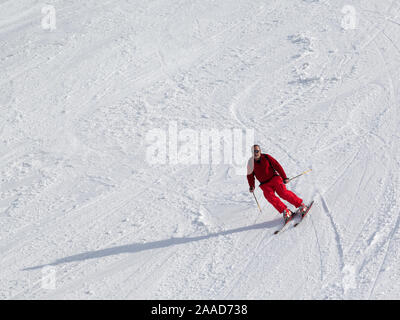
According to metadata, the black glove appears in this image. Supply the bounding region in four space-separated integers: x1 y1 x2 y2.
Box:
249 186 255 193
283 178 289 184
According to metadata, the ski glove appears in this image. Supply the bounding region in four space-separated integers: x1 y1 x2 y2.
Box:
249 186 255 193
283 178 289 184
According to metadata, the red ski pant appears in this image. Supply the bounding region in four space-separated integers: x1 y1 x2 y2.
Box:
260 176 303 214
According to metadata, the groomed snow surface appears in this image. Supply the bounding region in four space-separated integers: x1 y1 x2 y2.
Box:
1 0 400 300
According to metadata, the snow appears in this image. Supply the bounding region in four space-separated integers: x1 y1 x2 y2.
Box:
1 0 400 299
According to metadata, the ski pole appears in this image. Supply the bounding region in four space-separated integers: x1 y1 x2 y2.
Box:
252 192 262 213
287 169 312 182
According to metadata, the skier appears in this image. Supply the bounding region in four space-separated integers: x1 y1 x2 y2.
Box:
247 145 309 224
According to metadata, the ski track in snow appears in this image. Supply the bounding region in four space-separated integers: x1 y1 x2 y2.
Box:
1 0 400 299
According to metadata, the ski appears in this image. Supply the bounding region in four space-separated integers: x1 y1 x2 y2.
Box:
293 200 314 228
273 210 299 235
273 201 314 234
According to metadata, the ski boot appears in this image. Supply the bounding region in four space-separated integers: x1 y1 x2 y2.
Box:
283 208 294 224
298 203 309 217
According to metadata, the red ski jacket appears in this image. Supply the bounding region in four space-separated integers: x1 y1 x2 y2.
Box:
247 154 288 189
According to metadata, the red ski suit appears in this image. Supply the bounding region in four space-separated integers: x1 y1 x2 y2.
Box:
247 154 302 213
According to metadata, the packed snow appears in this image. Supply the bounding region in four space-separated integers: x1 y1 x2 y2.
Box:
1 0 400 299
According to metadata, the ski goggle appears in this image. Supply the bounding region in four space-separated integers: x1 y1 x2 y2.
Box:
253 150 260 153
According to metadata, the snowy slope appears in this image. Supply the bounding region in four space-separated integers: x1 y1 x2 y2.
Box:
1 0 400 299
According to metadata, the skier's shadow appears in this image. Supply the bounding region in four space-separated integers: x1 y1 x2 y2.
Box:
23 219 281 271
